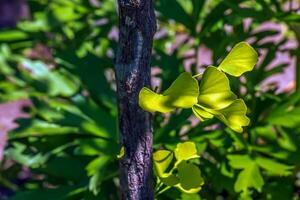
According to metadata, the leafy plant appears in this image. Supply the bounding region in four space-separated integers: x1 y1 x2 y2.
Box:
140 42 257 133
0 0 300 200
154 141 203 194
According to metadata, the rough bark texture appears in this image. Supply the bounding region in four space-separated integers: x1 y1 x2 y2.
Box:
115 0 156 199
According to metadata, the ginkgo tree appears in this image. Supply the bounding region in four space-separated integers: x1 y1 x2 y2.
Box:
138 41 259 196
1 1 299 200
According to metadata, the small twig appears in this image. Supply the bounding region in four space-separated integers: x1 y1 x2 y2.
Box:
155 186 171 196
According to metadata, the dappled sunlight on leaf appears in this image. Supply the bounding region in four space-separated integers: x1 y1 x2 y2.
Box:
175 161 204 193
139 72 199 113
154 141 203 194
198 66 237 110
174 141 199 164
218 42 258 77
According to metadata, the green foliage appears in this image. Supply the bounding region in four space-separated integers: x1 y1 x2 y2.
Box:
0 0 300 200
154 142 204 194
218 42 258 77
139 72 199 113
140 43 257 133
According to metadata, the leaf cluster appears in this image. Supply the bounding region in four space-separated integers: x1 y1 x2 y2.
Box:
0 0 300 200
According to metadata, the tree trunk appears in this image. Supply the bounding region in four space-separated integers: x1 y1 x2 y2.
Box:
115 0 156 200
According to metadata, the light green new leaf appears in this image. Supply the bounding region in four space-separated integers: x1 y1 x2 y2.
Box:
193 66 251 132
153 150 179 186
227 155 253 169
198 66 237 110
213 99 250 133
176 161 204 193
218 42 258 77
255 157 293 176
86 156 110 176
234 162 264 193
161 174 180 186
174 141 199 164
192 104 213 122
240 189 252 200
0 30 28 41
153 150 173 177
117 146 125 159
139 88 175 113
139 72 199 113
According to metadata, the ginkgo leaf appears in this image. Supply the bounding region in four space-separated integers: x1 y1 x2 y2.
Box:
192 104 213 122
161 174 180 186
218 42 258 77
153 142 202 192
139 88 175 113
176 161 204 193
174 141 199 164
153 150 179 186
117 146 125 159
194 66 251 132
198 66 237 110
139 72 199 113
212 99 250 133
153 150 173 177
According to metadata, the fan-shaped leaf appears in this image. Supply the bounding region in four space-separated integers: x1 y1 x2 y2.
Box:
174 141 199 163
218 42 258 77
198 66 237 110
176 161 204 193
213 99 250 133
192 104 213 121
139 72 199 113
153 150 173 177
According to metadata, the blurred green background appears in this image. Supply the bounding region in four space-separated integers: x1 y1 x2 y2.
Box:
0 0 300 199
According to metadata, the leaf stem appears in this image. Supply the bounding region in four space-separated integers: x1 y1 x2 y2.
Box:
156 186 171 196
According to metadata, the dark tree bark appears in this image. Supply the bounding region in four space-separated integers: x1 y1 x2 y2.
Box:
115 0 156 199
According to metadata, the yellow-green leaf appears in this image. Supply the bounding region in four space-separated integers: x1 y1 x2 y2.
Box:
234 162 264 193
255 156 293 176
213 99 250 133
198 66 237 110
117 146 125 159
192 104 213 122
174 142 199 164
176 161 204 193
138 72 199 113
161 174 180 186
227 155 253 169
218 42 258 77
139 88 175 113
153 150 173 177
